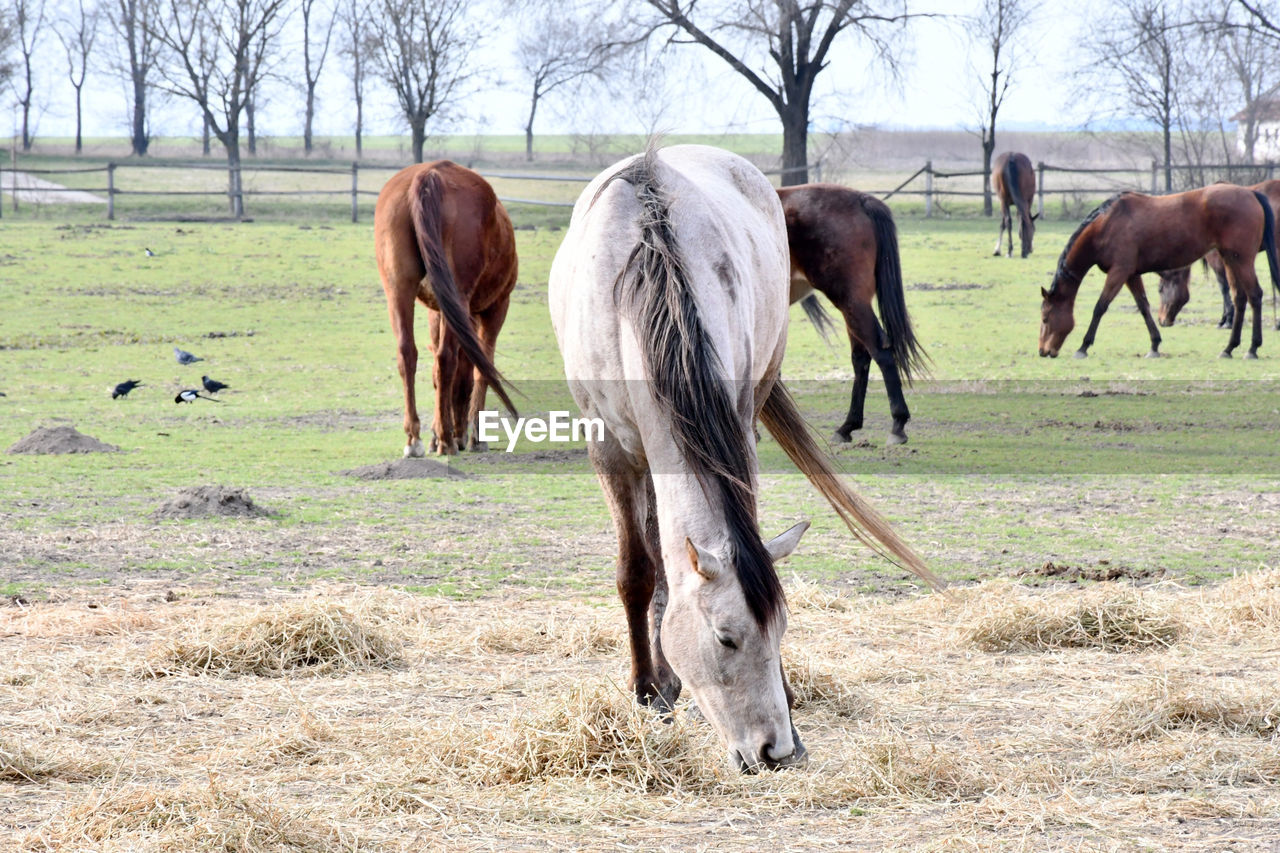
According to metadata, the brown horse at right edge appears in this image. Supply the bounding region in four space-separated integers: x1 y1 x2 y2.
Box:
375 161 518 457
993 152 1037 258
779 184 928 445
1040 183 1280 360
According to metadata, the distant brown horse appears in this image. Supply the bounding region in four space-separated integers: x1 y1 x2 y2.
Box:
1039 184 1280 360
375 161 518 456
992 152 1037 258
779 184 928 445
1158 179 1280 330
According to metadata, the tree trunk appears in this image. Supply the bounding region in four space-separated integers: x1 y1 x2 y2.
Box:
354 94 363 158
779 108 808 187
131 75 149 156
304 84 315 154
202 115 211 156
225 133 244 219
411 119 426 164
247 99 257 156
1163 121 1172 192
74 87 83 154
525 91 539 162
982 136 994 216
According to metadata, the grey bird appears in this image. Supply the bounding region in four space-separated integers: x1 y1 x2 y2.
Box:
112 379 143 399
174 389 220 404
174 346 203 365
201 375 229 393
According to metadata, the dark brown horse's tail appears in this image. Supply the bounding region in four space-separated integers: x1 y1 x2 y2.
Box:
800 293 837 342
1253 190 1280 327
1004 155 1033 251
759 380 947 595
861 195 929 384
409 169 515 414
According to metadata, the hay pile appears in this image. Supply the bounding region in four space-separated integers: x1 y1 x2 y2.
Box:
7 424 118 454
961 584 1182 651
147 600 401 676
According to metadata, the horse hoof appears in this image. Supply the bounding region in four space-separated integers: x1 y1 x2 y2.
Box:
1144 350 1161 359
886 432 908 446
403 440 426 459
467 441 489 453
1073 350 1088 359
832 431 853 444
1246 351 1258 360
1219 351 1232 359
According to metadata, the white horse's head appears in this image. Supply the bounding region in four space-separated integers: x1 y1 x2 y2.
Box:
662 521 809 772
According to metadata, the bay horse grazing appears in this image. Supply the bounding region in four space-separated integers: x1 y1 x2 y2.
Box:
778 184 928 445
1158 179 1280 330
374 161 518 457
992 152 1037 258
1039 184 1280 360
549 145 942 772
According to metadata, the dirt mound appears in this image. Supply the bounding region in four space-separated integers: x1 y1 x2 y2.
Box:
153 486 275 520
340 458 471 480
7 425 118 455
1020 560 1162 584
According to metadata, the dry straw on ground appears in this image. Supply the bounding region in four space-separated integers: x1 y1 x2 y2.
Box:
4 574 1279 850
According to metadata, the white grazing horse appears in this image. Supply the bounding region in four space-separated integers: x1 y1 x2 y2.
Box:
549 145 942 772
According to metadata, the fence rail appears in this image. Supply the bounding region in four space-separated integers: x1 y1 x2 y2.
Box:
0 158 822 222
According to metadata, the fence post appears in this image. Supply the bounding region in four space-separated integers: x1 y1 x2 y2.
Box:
351 161 359 223
10 144 16 213
813 159 822 184
107 163 115 221
1269 162 1275 180
924 160 933 218
1150 160 1158 194
1036 161 1045 218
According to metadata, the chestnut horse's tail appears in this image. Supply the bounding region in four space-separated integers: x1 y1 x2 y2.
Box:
1252 190 1280 327
861 195 929 384
759 380 947 595
409 169 515 414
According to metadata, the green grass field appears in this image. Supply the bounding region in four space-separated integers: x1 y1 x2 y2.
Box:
1 213 1277 601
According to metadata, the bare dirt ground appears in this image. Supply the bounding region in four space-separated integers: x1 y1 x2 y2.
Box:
1 173 106 205
2 577 1277 851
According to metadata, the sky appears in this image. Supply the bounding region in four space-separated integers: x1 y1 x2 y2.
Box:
8 0 1128 144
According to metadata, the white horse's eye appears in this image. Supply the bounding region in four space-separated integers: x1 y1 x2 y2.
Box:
716 633 738 650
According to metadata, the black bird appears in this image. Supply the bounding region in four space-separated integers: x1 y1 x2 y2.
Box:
112 379 143 399
174 346 203 365
145 247 156 257
202 375 229 393
174 389 220 404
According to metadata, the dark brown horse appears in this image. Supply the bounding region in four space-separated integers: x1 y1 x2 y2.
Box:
1158 179 1280 330
1039 184 1280 360
374 161 518 456
992 152 1037 258
778 184 928 445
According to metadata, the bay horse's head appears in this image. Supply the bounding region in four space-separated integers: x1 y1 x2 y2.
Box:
663 522 810 772
1156 267 1191 326
1039 284 1075 357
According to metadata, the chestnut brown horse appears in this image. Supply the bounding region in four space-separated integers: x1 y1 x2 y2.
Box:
1039 184 1280 360
374 161 518 457
778 184 928 445
992 152 1037 258
1158 179 1280 330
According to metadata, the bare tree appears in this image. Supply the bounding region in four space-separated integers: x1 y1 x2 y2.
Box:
1080 1 1188 192
966 0 1035 215
56 0 99 154
1236 0 1280 37
13 0 48 151
1202 3 1280 164
517 1 620 162
336 0 369 157
636 0 915 185
301 0 335 155
106 0 159 155
368 0 478 163
151 0 290 217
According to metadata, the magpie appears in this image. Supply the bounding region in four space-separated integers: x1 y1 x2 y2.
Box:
174 346 203 365
145 248 156 257
112 379 143 399
202 375 229 393
174 389 220 404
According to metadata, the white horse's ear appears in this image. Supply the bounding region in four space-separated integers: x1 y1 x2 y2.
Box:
766 520 810 562
685 537 721 581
